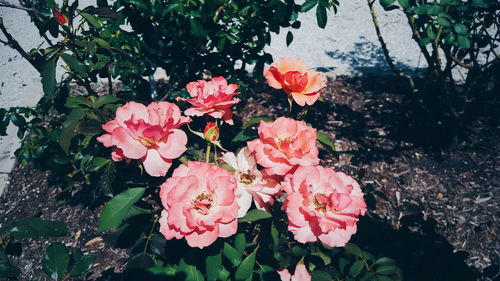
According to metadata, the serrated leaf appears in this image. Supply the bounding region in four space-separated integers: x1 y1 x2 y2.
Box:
317 131 336 151
238 209 272 223
223 242 241 266
43 243 70 280
235 251 256 280
97 188 145 232
301 0 317 12
316 5 327 29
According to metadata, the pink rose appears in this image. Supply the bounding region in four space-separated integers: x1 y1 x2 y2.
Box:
282 165 367 247
247 117 319 176
97 101 191 177
221 147 280 218
176 76 240 124
264 57 326 106
277 264 311 281
159 162 239 248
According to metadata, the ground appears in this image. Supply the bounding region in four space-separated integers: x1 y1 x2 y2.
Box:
0 76 498 281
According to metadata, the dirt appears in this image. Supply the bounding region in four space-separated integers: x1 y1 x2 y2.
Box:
0 76 498 280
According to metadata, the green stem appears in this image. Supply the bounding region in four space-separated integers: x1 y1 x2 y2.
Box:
143 215 159 255
206 143 211 163
213 144 218 162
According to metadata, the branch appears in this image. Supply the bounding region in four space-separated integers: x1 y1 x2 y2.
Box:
0 1 42 21
0 17 40 71
367 0 414 90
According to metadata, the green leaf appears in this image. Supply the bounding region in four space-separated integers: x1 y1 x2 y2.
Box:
457 35 471 49
238 209 272 223
87 157 110 172
316 5 327 29
377 276 394 281
206 253 222 281
190 18 205 37
375 257 396 266
99 162 116 196
42 243 70 280
97 188 146 232
380 0 397 8
59 108 87 154
317 131 336 151
242 117 273 129
350 260 365 277
0 217 68 239
94 38 111 49
397 0 409 8
301 0 317 12
81 12 101 28
65 96 92 108
94 95 119 107
61 53 88 78
419 37 432 46
286 31 293 47
311 270 333 281
453 23 467 35
0 263 21 278
376 265 397 275
232 128 258 143
76 120 102 135
234 233 246 254
235 251 256 280
223 242 241 266
41 59 57 98
344 243 363 257
176 259 204 281
426 26 436 40
436 17 451 27
68 249 96 277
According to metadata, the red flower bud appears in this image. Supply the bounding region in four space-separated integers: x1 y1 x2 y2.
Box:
54 10 68 25
204 122 219 142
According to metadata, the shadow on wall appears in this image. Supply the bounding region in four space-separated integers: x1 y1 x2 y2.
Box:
320 36 425 77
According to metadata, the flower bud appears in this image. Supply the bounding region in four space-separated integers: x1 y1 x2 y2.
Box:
54 10 68 25
204 122 219 142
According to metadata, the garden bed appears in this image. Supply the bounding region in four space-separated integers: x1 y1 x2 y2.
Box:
0 76 498 281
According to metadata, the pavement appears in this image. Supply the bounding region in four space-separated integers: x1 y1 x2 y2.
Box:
0 0 422 195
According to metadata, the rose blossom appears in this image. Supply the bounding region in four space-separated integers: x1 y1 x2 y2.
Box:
264 57 326 106
277 264 311 281
221 147 280 218
97 101 191 177
203 122 219 142
176 76 240 124
247 117 319 176
282 165 367 247
159 161 239 248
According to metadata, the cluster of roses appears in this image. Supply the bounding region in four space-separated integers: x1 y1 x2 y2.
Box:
97 58 367 280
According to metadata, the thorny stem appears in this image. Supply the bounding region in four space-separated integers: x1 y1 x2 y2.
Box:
143 215 160 255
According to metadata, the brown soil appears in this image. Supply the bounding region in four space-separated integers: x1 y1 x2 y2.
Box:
0 76 498 280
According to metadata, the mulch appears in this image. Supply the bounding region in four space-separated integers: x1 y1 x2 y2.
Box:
0 76 498 281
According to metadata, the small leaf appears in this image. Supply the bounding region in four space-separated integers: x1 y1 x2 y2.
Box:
80 12 101 28
397 0 410 8
350 260 365 277
42 243 70 280
59 108 87 154
87 157 110 172
375 257 396 266
457 35 471 49
238 209 272 223
232 128 258 143
316 5 327 29
190 18 205 37
380 0 397 8
317 131 336 151
61 53 88 77
301 0 317 12
235 251 256 280
65 96 92 108
311 270 333 281
453 23 467 35
97 188 145 232
223 242 241 266
94 95 119 107
286 31 293 47
436 17 451 27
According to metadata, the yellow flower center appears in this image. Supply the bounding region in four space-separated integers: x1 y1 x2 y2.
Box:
139 136 156 147
192 193 214 215
313 193 329 212
238 170 256 185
